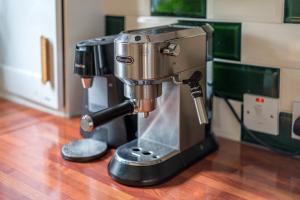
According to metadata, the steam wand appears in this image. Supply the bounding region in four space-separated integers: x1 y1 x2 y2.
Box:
173 71 208 125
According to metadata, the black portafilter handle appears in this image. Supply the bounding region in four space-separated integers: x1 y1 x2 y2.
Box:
80 101 135 132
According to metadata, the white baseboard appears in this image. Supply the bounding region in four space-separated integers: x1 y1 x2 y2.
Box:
0 64 62 110
0 91 67 117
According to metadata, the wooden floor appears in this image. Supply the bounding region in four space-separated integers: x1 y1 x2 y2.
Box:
0 98 299 200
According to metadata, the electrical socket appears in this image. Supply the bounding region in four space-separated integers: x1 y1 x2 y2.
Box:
292 102 300 140
243 94 279 135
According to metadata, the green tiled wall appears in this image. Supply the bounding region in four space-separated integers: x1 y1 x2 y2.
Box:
151 0 206 18
105 16 125 35
242 113 300 153
213 62 280 101
284 0 300 23
176 20 241 61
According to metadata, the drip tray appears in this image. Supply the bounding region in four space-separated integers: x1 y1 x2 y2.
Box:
115 139 179 166
61 138 107 162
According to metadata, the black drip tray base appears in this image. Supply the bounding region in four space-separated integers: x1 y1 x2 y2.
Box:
108 135 218 187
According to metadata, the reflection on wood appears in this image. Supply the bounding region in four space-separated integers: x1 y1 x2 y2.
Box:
0 98 299 199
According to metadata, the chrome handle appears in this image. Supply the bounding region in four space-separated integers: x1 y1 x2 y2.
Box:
201 24 214 61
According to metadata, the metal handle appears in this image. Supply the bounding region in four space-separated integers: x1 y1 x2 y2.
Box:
201 24 214 61
40 36 50 84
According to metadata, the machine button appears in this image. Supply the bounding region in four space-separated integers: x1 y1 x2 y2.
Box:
135 36 141 41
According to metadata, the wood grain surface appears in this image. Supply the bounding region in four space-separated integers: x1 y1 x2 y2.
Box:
0 98 299 200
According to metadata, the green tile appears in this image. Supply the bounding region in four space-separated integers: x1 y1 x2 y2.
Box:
105 16 125 36
213 23 241 60
242 113 300 154
151 0 206 18
176 20 241 61
213 62 280 101
284 0 300 23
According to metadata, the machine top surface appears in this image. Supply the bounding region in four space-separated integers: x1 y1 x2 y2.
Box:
115 25 206 44
76 35 117 47
126 26 186 35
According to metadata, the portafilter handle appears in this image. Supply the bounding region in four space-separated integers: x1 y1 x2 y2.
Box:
81 101 135 132
182 71 208 125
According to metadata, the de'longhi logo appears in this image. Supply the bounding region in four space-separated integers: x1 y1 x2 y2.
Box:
116 56 134 64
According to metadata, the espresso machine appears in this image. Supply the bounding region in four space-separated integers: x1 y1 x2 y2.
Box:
61 35 136 162
80 25 218 186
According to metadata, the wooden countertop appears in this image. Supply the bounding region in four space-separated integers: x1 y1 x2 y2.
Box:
0 98 299 200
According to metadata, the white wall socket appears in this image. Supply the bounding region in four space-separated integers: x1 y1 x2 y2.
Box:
292 102 300 140
243 94 279 135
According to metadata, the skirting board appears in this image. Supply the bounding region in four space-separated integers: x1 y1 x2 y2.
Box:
0 65 62 110
0 91 67 118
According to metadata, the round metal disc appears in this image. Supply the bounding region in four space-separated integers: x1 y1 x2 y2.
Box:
61 139 107 162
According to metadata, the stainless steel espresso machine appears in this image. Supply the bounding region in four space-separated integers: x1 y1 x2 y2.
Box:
80 25 218 186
